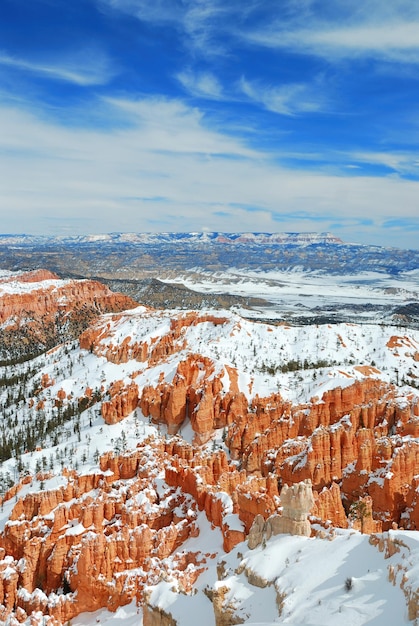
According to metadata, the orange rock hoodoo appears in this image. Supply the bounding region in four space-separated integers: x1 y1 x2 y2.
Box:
80 311 419 533
0 434 350 624
0 440 202 623
2 303 419 624
97 350 419 531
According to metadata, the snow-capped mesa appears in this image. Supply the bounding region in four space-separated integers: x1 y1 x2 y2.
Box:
0 231 342 246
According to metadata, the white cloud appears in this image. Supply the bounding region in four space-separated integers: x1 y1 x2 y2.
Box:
349 151 419 175
99 0 232 55
255 22 419 64
0 49 115 86
102 96 258 157
239 76 325 116
101 0 183 25
242 0 419 65
98 0 419 65
1 95 419 247
176 70 224 100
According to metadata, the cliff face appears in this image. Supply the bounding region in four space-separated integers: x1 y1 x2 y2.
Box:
1 300 419 624
0 270 138 362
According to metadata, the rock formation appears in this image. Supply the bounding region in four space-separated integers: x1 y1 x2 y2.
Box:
101 380 140 424
275 480 315 536
0 270 138 362
0 441 204 623
1 298 419 624
247 480 317 548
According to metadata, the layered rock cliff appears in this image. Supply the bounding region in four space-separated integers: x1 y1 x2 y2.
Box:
0 269 138 363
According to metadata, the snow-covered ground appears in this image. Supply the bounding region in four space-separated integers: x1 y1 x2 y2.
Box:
79 305 419 402
162 268 419 322
1 271 419 625
1 306 418 498
70 518 418 625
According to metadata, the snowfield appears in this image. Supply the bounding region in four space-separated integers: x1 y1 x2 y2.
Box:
162 267 419 323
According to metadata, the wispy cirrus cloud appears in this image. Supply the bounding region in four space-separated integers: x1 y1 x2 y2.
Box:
1 94 419 246
0 48 115 86
99 0 419 66
100 0 184 25
102 95 259 157
176 69 224 100
348 151 419 176
244 1 419 65
249 22 419 64
239 76 327 116
97 0 246 59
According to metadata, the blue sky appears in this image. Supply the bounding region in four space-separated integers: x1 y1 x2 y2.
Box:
1 0 419 248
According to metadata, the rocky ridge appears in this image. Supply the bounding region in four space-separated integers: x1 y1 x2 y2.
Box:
78 306 419 528
0 277 419 623
0 270 138 363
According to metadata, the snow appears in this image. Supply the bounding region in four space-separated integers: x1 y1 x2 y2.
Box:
161 266 419 323
69 527 419 626
1 304 417 531
78 306 419 405
65 520 88 536
1 266 419 626
0 273 73 296
72 600 143 625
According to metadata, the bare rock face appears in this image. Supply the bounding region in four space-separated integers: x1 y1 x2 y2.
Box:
348 495 381 534
311 482 348 529
225 378 419 531
143 602 178 626
0 270 138 362
212 584 245 626
247 514 266 550
276 480 314 537
247 481 345 549
101 380 140 424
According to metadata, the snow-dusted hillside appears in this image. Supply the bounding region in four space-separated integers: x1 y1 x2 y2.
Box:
1 270 419 624
81 305 419 402
162 267 419 325
0 231 342 246
69 524 419 626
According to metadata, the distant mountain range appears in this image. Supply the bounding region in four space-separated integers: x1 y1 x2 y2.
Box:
0 231 342 246
0 231 418 278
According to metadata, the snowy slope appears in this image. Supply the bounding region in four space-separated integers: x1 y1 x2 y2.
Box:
1 294 419 624
70 525 419 626
1 306 418 491
78 306 419 401
163 267 419 323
